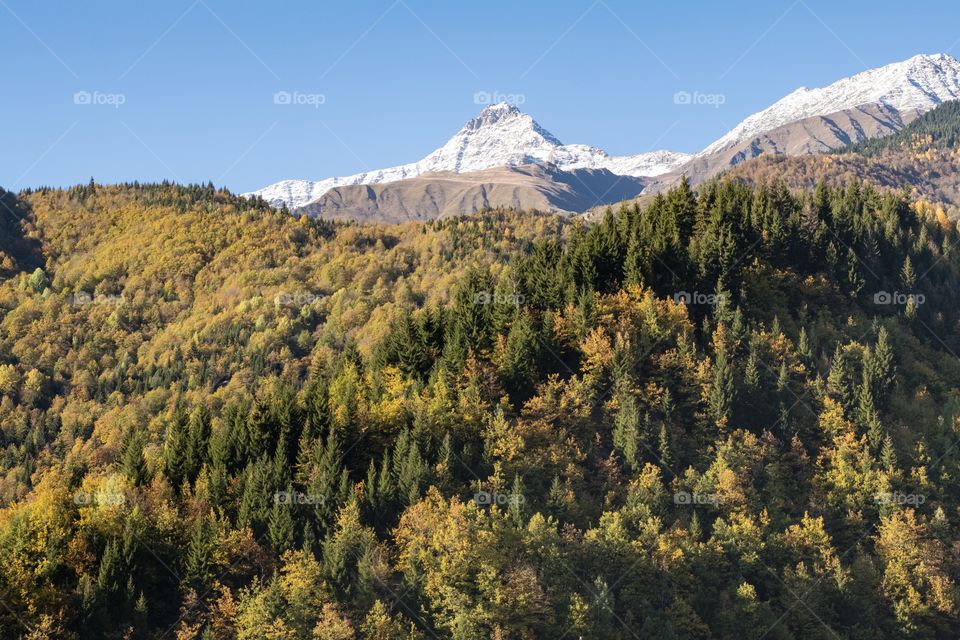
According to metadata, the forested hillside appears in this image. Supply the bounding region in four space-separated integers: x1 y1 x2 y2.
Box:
847 100 960 156
723 101 960 213
2 178 960 639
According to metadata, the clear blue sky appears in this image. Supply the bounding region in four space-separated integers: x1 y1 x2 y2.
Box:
3 0 960 193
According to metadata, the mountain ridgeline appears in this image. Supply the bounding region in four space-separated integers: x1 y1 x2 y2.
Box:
248 53 960 222
2 177 960 638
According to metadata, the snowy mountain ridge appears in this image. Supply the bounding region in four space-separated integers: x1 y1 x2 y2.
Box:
701 53 960 155
248 53 960 211
245 103 691 209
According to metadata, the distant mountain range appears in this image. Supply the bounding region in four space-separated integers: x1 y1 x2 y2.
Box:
245 103 689 210
245 53 960 220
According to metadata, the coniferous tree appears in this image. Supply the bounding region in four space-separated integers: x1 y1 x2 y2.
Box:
866 327 896 410
184 513 215 589
613 389 641 472
708 325 734 431
121 428 149 486
268 489 296 553
163 411 189 489
186 405 211 482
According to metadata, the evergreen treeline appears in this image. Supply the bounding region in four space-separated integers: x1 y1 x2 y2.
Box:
1 178 960 638
846 100 960 156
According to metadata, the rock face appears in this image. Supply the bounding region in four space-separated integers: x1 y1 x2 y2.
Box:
294 164 647 223
244 103 689 209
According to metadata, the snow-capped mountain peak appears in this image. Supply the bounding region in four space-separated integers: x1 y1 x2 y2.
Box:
468 101 522 124
245 103 691 209
461 102 563 145
702 52 960 155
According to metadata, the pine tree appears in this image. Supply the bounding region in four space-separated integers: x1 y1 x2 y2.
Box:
658 424 672 468
623 234 645 286
97 539 126 597
121 428 149 486
827 346 856 416
186 405 211 482
185 514 215 588
613 390 640 472
268 489 295 553
845 249 865 296
798 326 813 364
435 431 455 492
901 255 917 289
163 411 189 489
708 325 734 430
396 434 426 507
499 311 539 399
508 474 527 527
881 434 898 472
867 327 896 410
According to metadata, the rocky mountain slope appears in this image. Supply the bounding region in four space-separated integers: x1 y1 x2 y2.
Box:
294 163 646 222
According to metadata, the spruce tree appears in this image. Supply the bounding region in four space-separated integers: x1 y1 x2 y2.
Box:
613 389 640 472
267 490 295 553
708 326 734 431
163 411 189 489
121 428 149 486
